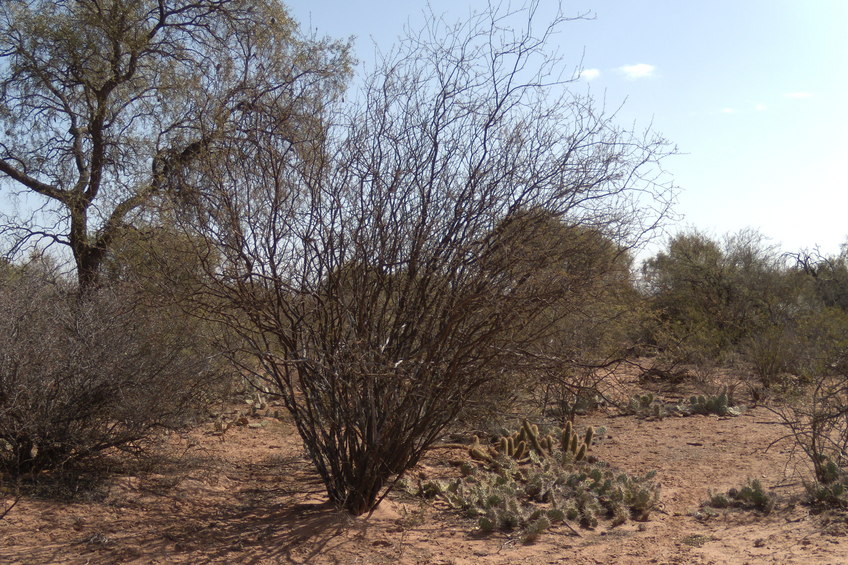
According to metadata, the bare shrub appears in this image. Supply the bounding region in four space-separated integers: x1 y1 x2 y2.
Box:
771 320 848 506
0 267 224 475
182 4 674 515
773 373 848 485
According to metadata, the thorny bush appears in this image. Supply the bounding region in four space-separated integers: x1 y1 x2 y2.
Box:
0 268 224 475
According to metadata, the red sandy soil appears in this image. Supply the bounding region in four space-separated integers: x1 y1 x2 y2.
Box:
2 374 848 565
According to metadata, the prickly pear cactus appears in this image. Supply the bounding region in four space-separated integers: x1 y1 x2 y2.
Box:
688 386 740 416
435 422 659 542
627 392 669 419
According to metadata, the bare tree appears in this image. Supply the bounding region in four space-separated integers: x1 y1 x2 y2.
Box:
182 3 675 515
0 0 350 290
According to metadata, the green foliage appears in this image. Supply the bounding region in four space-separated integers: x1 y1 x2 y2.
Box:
467 216 646 425
642 232 741 363
643 232 848 395
415 424 660 541
101 223 214 304
806 477 848 508
806 481 848 508
0 0 353 290
642 230 804 383
741 306 848 389
705 478 776 514
794 308 848 378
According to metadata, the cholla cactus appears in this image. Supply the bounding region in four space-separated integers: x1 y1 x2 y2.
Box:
560 423 593 462
469 436 494 463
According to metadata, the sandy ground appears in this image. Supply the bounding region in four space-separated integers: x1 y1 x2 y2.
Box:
2 375 848 565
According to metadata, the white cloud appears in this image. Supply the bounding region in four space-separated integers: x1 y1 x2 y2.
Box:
784 92 814 99
754 103 767 111
578 68 601 82
617 63 656 79
720 107 735 114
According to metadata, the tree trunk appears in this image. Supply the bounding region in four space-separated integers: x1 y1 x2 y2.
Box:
77 250 103 291
69 203 104 292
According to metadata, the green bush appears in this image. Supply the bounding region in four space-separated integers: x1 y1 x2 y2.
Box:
744 326 799 388
642 230 804 386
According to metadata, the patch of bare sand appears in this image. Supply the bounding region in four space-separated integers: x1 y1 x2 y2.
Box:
2 392 848 564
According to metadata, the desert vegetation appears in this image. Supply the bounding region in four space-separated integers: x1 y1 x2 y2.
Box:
1 1 847 563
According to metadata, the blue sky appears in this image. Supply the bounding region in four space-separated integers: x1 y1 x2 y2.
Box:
286 0 848 258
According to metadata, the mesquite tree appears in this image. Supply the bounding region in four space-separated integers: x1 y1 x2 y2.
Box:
183 4 675 515
0 0 349 290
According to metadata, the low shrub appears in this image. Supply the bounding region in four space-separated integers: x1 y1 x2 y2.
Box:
772 371 848 509
0 271 225 475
